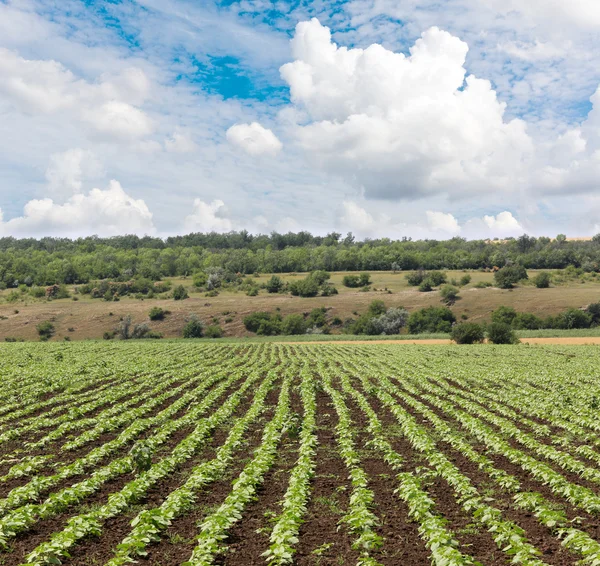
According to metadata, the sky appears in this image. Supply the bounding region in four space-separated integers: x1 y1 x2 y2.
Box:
1 0 600 240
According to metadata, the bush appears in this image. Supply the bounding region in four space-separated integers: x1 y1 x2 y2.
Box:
451 323 484 344
281 314 307 335
533 272 551 288
512 312 543 330
440 284 459 305
192 272 208 288
343 273 371 288
246 287 259 296
117 316 161 339
204 325 224 338
182 315 204 338
406 270 427 286
103 331 116 340
408 307 456 334
428 271 447 286
289 277 319 298
243 312 282 335
459 274 472 287
494 265 528 289
586 302 600 326
487 322 519 344
265 275 284 293
148 307 167 321
368 300 387 316
320 283 338 296
371 307 409 335
474 281 493 288
307 307 328 328
554 308 592 329
36 321 55 341
418 279 433 292
173 285 189 301
491 306 517 326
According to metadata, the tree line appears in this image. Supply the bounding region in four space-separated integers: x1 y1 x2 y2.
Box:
1 231 600 287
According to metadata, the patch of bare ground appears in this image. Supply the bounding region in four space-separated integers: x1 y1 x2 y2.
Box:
293 390 360 566
63 376 281 566
354 383 512 566
221 385 303 565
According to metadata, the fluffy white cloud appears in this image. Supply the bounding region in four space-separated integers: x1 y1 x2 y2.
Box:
280 19 532 199
0 48 153 140
45 149 102 200
339 201 377 233
0 180 155 237
165 130 197 153
426 211 461 234
183 199 234 233
463 211 524 238
226 122 283 156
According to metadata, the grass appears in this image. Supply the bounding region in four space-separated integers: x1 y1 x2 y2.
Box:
2 269 600 341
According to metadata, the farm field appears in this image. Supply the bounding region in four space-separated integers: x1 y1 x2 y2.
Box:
2 343 600 565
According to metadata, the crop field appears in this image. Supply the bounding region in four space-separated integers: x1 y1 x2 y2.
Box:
2 343 600 565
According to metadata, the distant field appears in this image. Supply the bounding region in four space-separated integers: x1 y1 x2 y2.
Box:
1 269 600 341
2 342 600 564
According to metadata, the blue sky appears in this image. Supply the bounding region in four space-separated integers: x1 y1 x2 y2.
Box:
1 0 600 239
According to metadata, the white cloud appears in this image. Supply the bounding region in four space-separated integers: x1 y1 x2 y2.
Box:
339 201 377 233
0 48 153 141
426 211 461 234
165 130 197 153
274 216 302 233
463 211 524 238
498 40 569 62
280 19 532 199
183 199 234 233
45 149 102 200
226 122 283 156
483 211 523 232
0 180 155 237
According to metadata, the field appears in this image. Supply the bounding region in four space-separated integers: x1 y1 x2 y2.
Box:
2 343 600 565
3 270 600 341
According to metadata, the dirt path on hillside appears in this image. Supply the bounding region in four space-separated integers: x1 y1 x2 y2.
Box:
284 337 600 345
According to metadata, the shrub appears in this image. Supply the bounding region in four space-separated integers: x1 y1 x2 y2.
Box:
118 316 161 339
148 307 167 321
243 312 282 335
265 275 284 293
418 279 433 292
192 272 208 288
36 321 55 341
554 308 592 329
5 337 24 342
474 281 493 288
406 270 427 286
586 302 600 326
204 325 224 338
459 274 472 287
371 307 409 335
289 277 319 298
320 283 338 296
491 306 517 326
533 272 551 288
451 323 484 344
343 273 371 288
173 285 189 301
182 315 204 338
368 300 387 316
408 307 456 334
246 287 259 296
281 314 307 335
103 331 116 340
307 307 328 328
512 312 543 330
494 265 528 288
428 271 447 286
487 322 519 344
440 284 459 305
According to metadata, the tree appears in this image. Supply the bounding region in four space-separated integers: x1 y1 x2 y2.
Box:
368 300 386 316
192 272 208 288
533 272 551 288
487 322 519 344
512 312 543 330
451 323 484 344
494 265 528 289
554 308 592 329
265 275 284 293
182 315 204 338
173 285 189 300
418 279 433 292
204 325 223 338
586 302 600 326
440 284 459 305
371 307 409 335
491 306 517 326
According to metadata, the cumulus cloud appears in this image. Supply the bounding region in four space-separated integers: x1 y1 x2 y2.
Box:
45 149 102 200
0 180 155 237
463 211 524 238
426 211 461 234
0 48 153 140
226 122 283 156
183 199 234 233
280 19 532 199
339 201 377 233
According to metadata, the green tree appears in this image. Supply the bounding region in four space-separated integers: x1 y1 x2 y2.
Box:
494 265 528 289
451 323 484 344
173 285 189 300
491 306 517 326
487 322 519 344
408 307 456 334
533 272 551 288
